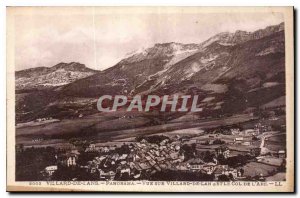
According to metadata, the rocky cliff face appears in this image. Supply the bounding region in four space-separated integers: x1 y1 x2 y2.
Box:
202 22 284 46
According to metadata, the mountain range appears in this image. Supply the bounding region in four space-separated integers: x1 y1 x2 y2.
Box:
15 22 285 123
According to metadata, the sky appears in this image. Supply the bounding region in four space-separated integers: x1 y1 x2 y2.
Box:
12 7 284 71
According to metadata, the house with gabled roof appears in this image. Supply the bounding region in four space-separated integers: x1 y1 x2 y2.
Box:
140 139 148 144
119 154 128 160
99 169 116 180
111 153 120 161
57 150 79 167
187 158 205 171
213 165 238 180
140 162 152 170
202 162 217 175
215 146 230 159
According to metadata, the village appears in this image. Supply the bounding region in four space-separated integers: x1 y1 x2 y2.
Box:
36 120 286 182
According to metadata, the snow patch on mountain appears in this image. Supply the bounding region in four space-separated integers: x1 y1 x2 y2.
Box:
200 54 219 64
256 46 280 56
164 48 200 69
183 63 203 79
124 47 148 58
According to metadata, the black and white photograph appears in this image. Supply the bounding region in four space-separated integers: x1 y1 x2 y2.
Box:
6 6 294 192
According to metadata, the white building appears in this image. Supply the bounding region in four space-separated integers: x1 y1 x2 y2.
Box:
44 165 58 176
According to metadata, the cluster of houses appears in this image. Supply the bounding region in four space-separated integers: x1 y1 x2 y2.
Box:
43 138 246 181
82 139 186 180
214 123 272 137
35 117 53 122
38 119 287 181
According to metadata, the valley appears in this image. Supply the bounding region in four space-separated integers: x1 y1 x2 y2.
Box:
14 22 287 182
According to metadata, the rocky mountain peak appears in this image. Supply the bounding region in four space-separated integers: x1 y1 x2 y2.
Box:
15 62 97 90
52 62 95 72
202 22 284 47
119 42 201 65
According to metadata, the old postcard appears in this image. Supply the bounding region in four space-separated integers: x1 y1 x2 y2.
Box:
6 7 294 192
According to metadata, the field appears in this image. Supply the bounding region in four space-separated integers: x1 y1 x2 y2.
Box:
155 127 205 136
242 162 278 177
239 115 286 130
16 119 60 128
265 173 286 181
16 112 255 147
257 156 284 166
265 134 286 152
261 96 285 109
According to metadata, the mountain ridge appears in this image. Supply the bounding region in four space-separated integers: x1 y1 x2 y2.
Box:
15 22 285 123
15 62 97 90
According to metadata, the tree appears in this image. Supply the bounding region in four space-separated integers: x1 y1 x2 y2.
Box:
136 135 170 144
68 138 91 151
252 136 259 141
225 154 252 167
278 159 286 172
16 147 56 181
202 151 215 163
218 174 230 181
217 154 226 165
180 144 196 161
213 139 225 145
115 144 131 155
240 168 244 176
